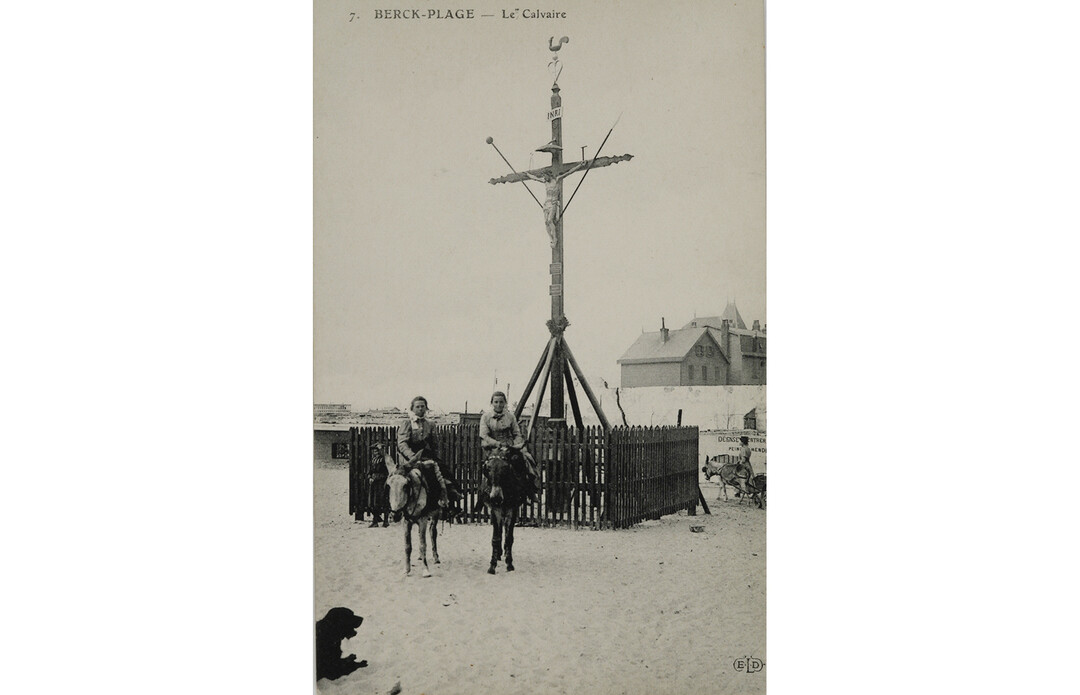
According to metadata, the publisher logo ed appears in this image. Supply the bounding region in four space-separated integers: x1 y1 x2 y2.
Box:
733 656 765 674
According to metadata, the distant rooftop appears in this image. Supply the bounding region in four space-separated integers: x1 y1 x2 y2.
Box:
683 301 748 331
617 327 725 365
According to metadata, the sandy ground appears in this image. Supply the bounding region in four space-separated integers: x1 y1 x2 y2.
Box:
315 467 765 695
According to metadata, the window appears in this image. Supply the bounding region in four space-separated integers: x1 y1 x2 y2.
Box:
707 346 713 357
696 345 704 357
688 365 695 382
701 365 708 382
331 442 350 459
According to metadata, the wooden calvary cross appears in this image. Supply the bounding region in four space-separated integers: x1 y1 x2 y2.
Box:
486 38 633 438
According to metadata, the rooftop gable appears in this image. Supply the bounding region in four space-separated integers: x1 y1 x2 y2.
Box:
618 327 727 364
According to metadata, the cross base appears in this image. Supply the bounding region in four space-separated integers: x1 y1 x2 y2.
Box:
514 334 611 440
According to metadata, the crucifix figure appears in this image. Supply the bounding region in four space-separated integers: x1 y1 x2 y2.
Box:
488 150 633 249
525 159 585 247
485 38 632 432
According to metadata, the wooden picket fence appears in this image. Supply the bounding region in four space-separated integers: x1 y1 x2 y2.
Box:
348 423 699 530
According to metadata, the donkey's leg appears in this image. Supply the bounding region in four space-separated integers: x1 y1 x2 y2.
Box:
403 521 413 576
430 513 440 564
418 517 431 578
488 511 502 574
504 511 516 572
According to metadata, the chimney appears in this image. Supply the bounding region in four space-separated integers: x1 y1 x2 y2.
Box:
660 317 669 343
752 320 760 331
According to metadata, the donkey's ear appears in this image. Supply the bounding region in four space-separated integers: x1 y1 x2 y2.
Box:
384 447 397 477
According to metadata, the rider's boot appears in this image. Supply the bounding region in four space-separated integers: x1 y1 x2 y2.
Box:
429 464 450 508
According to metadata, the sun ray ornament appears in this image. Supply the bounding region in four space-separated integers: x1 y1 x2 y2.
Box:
486 37 633 434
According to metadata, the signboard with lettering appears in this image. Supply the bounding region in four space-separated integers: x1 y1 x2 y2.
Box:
699 429 767 465
546 106 562 121
549 284 563 296
549 263 562 274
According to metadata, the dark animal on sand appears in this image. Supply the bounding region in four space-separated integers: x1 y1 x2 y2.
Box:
750 473 766 508
378 442 442 577
315 607 367 681
482 450 528 574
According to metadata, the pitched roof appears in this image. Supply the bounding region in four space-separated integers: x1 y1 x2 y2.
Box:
682 302 748 331
617 327 727 365
721 302 747 329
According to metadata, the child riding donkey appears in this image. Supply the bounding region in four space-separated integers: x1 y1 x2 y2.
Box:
479 391 542 502
395 396 461 511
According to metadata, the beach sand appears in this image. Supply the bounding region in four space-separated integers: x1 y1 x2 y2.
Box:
315 467 765 695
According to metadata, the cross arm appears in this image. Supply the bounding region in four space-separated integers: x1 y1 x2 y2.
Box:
489 166 555 185
488 154 633 185
582 153 634 170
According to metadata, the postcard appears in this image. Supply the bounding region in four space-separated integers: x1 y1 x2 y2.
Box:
315 2 765 692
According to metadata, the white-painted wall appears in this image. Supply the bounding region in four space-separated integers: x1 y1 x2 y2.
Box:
600 384 766 431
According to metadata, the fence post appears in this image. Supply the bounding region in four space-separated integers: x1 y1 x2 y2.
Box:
348 426 358 518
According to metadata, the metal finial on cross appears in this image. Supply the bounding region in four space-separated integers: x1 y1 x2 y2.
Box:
486 39 633 435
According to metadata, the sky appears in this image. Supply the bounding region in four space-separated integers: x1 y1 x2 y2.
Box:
315 0 765 413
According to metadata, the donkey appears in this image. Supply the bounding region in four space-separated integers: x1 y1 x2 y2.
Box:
750 473 766 509
703 454 762 507
375 442 442 577
482 450 528 575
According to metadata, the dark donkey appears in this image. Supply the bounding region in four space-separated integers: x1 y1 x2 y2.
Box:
375 442 442 577
482 450 529 574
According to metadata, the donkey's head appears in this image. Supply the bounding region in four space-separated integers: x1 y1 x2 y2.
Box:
372 440 414 514
386 468 409 513
485 453 519 504
387 466 426 515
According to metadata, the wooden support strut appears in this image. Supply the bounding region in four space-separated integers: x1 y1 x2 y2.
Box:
514 339 553 421
525 336 559 441
562 357 586 430
561 339 611 432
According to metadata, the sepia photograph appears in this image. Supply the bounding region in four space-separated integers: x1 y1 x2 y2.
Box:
8 2 1080 694
315 1 766 693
